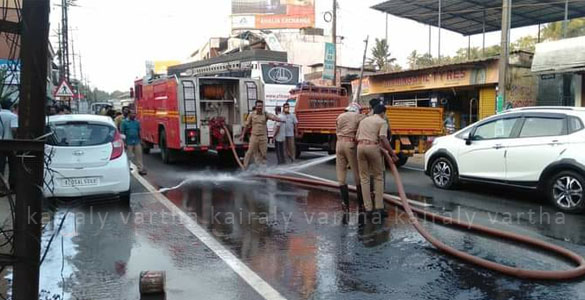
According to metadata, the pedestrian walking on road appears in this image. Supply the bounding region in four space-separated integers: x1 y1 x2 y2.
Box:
0 101 18 192
242 100 284 169
282 103 298 163
115 107 130 131
273 106 286 165
335 102 366 211
356 104 398 219
121 110 147 175
444 112 456 134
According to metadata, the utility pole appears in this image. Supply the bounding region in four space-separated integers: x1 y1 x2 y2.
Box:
61 0 70 81
57 23 63 81
332 0 337 86
353 36 369 104
13 0 50 299
563 0 569 38
438 0 442 60
71 32 78 111
78 51 84 104
71 32 77 82
498 0 512 113
385 13 388 42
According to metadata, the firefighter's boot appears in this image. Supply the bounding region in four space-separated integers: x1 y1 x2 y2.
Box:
340 184 350 212
356 185 366 213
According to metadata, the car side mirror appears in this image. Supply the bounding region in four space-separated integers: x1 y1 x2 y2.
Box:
465 137 472 146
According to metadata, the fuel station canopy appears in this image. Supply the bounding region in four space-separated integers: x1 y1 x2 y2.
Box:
372 0 585 35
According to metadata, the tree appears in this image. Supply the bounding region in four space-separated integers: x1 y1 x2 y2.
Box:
367 38 397 72
541 17 585 41
407 51 439 69
407 50 419 69
511 35 537 52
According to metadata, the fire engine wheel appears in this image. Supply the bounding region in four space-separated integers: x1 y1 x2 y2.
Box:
218 150 239 169
159 130 174 164
141 141 152 154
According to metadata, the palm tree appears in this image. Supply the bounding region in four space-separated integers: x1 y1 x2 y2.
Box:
407 50 419 69
367 38 397 72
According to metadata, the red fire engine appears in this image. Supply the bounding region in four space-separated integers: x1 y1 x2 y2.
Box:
133 75 264 164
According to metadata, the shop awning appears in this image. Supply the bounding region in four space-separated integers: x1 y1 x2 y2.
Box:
531 36 585 74
372 0 585 36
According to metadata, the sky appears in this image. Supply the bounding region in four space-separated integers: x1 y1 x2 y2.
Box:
49 0 538 93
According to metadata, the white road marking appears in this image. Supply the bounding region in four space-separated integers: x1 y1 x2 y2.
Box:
290 171 433 208
402 166 425 172
131 168 287 300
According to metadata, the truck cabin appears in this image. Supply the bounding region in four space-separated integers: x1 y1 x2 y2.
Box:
290 85 349 111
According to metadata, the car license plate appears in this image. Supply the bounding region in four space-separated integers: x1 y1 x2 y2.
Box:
62 177 99 187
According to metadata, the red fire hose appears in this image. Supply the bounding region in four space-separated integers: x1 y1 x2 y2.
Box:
224 129 585 280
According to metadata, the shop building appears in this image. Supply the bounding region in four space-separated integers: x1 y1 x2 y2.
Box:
357 52 536 131
531 36 585 108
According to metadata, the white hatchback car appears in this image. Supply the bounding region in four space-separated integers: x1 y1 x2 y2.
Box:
425 107 585 213
44 114 131 204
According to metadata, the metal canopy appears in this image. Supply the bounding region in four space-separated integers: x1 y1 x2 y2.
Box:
372 0 585 36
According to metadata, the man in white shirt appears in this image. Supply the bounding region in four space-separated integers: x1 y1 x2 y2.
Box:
272 106 286 165
0 101 18 191
282 103 298 163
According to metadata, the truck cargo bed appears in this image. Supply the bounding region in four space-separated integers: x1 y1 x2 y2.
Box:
387 107 444 136
297 107 345 134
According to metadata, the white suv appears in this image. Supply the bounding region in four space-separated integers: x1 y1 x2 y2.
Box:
425 107 585 213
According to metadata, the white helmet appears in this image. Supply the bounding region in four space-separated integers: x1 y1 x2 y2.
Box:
345 103 362 113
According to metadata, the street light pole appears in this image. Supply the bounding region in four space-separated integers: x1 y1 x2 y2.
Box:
332 0 337 86
498 0 512 113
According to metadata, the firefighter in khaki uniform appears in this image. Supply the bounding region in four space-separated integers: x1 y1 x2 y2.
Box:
335 103 366 211
356 104 399 218
242 100 283 168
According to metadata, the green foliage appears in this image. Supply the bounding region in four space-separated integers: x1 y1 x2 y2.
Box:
367 38 398 71
541 17 585 41
511 35 537 52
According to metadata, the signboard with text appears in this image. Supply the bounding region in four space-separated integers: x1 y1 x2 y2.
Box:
231 0 315 30
364 60 500 95
322 42 336 81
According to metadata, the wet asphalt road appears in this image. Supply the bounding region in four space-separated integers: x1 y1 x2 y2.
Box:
38 149 585 300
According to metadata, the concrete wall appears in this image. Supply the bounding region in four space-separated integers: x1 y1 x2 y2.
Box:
506 65 538 108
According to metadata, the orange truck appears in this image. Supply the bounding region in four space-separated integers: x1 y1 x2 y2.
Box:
292 84 444 166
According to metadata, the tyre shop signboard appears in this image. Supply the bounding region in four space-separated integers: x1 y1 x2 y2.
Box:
364 60 500 95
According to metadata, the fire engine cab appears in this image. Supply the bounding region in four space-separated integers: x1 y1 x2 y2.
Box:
133 75 264 164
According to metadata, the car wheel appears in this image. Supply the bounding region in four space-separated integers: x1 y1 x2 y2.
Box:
295 145 302 159
159 130 173 164
119 190 131 207
431 157 457 189
327 137 336 155
548 171 585 213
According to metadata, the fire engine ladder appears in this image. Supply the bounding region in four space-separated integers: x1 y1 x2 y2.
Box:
182 80 197 130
